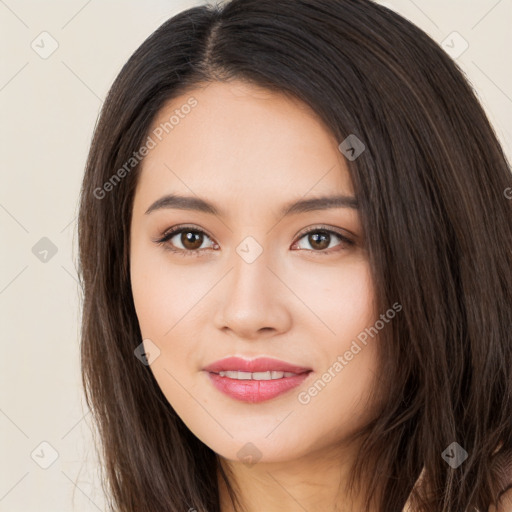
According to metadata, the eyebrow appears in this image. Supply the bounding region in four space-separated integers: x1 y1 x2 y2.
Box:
144 193 359 217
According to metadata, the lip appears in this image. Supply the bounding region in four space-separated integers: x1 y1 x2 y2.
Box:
203 357 313 403
203 356 312 374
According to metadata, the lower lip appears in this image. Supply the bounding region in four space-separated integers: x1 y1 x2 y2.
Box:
206 371 312 403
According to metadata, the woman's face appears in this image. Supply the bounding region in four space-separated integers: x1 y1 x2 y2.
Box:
130 80 380 464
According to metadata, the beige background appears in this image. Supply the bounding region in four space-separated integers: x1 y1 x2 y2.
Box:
1 0 511 510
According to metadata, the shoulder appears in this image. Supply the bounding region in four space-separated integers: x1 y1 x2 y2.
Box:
491 446 512 512
491 486 512 512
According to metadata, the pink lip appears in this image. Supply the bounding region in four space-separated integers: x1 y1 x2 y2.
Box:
203 357 312 403
203 356 312 374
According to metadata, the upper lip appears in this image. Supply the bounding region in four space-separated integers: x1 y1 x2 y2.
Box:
203 356 312 374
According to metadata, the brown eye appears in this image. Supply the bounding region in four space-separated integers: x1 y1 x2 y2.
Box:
154 224 353 257
293 227 354 255
155 225 217 255
307 231 330 250
179 230 204 250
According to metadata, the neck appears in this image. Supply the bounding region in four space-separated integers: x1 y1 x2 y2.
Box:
217 442 381 512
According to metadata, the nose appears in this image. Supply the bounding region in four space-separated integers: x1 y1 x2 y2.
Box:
213 241 292 340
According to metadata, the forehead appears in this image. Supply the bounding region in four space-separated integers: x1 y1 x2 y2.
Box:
136 80 354 210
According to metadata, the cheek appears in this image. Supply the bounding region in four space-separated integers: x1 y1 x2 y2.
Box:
291 256 375 335
292 260 379 415
130 239 211 399
130 262 166 339
130 240 200 339
130 244 204 413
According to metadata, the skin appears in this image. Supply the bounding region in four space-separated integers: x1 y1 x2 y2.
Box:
130 80 387 512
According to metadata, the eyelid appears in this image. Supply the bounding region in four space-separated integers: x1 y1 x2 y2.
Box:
294 224 355 240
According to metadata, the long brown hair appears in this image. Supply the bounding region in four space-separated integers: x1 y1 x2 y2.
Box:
77 0 512 510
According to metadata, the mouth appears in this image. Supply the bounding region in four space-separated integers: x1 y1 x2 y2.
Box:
203 356 313 403
214 370 302 380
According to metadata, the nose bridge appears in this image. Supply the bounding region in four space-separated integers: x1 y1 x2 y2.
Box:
229 232 275 301
214 231 291 337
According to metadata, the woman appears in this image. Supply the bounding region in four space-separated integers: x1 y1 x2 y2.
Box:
77 0 512 510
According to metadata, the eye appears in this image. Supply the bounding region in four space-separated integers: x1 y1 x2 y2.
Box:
154 225 217 256
292 225 354 255
153 224 354 257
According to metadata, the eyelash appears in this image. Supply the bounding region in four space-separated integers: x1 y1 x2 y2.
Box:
153 224 354 257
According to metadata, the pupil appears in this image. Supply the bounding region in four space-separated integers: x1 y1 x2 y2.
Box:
310 232 329 250
183 231 202 249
